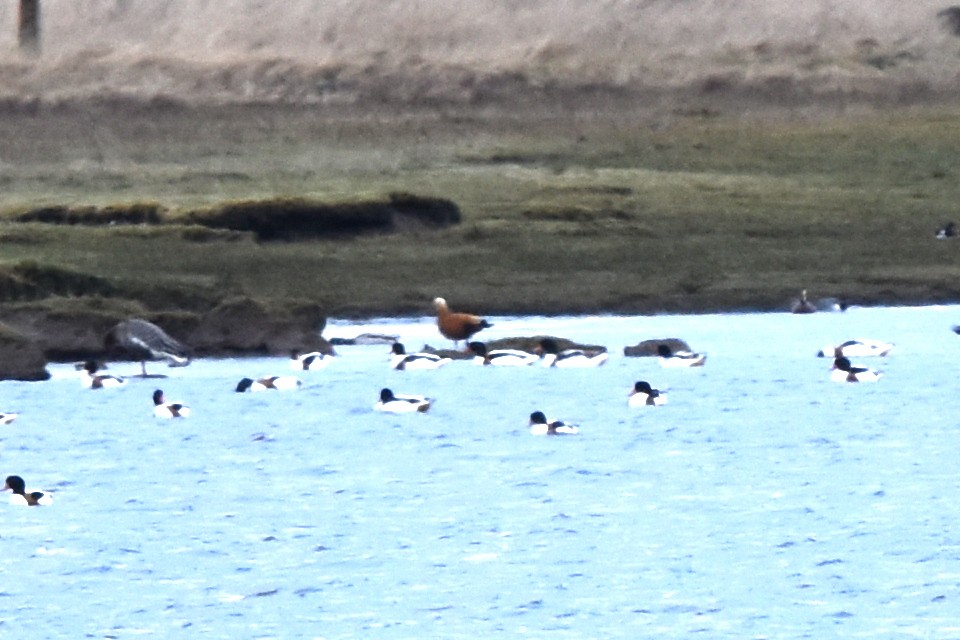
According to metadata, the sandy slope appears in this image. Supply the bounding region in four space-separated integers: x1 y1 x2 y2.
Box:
1 1 959 112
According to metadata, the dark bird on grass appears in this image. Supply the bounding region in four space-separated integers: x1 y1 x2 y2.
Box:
936 221 956 239
790 289 817 314
104 318 191 377
433 297 492 347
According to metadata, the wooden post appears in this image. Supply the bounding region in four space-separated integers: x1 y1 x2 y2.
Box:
18 0 40 55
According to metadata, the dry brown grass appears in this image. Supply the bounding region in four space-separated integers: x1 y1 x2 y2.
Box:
1 1 959 113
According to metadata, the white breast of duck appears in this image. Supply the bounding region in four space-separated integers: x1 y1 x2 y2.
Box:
290 350 333 371
3 475 53 506
629 381 667 407
153 390 191 418
817 339 893 358
374 388 432 413
468 342 537 366
830 357 882 383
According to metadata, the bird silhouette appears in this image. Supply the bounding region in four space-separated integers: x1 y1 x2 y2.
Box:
104 318 191 377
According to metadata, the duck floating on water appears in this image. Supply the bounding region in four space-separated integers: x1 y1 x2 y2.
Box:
831 356 882 383
152 389 191 418
235 376 303 392
389 343 451 371
0 412 18 425
374 388 433 413
104 318 190 377
529 411 580 435
817 339 893 358
537 338 609 368
3 475 52 506
468 341 538 366
656 344 706 368
80 360 125 389
433 297 492 347
629 381 667 407
289 350 333 371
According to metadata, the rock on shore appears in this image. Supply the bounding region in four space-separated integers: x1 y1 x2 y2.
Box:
0 296 331 381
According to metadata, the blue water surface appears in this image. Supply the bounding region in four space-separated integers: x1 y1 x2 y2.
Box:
1 305 959 639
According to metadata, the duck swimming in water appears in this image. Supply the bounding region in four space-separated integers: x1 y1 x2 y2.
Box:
152 389 191 418
528 411 580 435
3 475 52 506
374 388 433 413
80 360 125 389
289 350 333 371
389 343 451 371
830 356 882 383
628 381 667 407
235 376 303 392
656 344 706 368
467 341 538 366
536 338 609 368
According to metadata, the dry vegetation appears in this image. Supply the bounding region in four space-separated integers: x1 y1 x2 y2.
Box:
1 1 960 330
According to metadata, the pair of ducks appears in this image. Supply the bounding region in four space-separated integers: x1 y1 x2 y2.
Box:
822 338 892 382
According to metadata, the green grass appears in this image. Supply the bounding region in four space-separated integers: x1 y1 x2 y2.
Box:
1 104 960 317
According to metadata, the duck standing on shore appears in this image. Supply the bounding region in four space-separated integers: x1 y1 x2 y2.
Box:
433 297 492 347
791 289 817 314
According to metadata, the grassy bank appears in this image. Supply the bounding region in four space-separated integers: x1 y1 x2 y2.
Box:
1 103 959 318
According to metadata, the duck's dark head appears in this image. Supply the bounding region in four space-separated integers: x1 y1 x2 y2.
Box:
235 378 254 393
467 341 487 356
152 389 165 405
633 381 654 394
3 475 26 494
529 411 547 425
657 344 673 357
391 343 406 355
380 388 396 402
